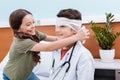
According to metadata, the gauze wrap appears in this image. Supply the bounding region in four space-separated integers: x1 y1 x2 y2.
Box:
56 17 82 31
56 17 87 44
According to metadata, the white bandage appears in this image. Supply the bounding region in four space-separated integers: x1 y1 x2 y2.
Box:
56 17 82 30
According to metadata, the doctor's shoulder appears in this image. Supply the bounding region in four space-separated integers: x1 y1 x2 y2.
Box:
77 42 94 59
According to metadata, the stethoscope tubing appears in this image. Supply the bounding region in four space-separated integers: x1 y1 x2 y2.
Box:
51 42 77 80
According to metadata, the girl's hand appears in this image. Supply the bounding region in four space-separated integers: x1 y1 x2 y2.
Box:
76 26 90 43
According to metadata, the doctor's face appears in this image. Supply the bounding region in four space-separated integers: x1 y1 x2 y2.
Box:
55 25 76 40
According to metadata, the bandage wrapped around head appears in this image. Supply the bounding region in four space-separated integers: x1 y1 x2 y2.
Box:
56 17 82 31
56 17 87 44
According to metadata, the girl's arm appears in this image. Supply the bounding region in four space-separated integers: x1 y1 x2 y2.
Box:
44 27 89 42
44 35 57 42
31 28 88 51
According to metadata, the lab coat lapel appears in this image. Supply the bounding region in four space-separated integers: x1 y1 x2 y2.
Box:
50 42 86 80
54 48 73 71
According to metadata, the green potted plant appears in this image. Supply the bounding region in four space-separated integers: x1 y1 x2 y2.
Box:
90 13 120 62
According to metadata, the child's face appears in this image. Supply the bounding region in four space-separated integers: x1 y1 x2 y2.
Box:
55 25 76 40
18 14 36 35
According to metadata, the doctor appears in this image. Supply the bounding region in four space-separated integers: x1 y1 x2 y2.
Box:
48 8 95 80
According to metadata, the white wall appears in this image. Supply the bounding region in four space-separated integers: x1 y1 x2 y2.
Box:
0 0 120 27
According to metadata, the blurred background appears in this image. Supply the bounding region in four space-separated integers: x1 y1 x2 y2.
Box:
0 0 119 22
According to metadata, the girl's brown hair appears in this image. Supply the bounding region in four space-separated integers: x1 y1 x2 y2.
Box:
9 9 32 31
9 9 40 63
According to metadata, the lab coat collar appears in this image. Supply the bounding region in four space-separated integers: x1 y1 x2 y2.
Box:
53 42 82 70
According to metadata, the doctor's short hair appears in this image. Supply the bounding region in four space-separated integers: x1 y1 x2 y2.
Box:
57 8 82 20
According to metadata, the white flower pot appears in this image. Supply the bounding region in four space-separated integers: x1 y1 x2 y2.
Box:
99 49 115 62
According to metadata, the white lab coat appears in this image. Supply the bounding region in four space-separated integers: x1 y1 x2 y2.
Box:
48 42 95 80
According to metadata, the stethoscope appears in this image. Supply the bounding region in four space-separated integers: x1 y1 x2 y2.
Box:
50 42 77 80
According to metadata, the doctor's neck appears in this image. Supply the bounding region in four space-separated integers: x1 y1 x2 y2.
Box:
62 43 75 50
